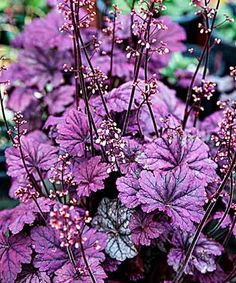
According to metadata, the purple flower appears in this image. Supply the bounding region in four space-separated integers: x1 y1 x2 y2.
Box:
129 210 163 246
56 109 89 157
73 156 109 198
93 198 137 261
6 136 58 178
0 233 32 283
138 167 206 231
167 231 223 275
137 133 217 186
44 86 75 115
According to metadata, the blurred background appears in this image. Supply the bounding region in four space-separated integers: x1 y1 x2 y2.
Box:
0 0 236 210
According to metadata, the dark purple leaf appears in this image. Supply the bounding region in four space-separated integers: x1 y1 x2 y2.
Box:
167 230 223 275
44 86 75 115
31 226 68 274
0 233 32 283
129 210 163 246
6 136 58 178
17 266 51 283
73 156 109 198
138 167 206 230
137 133 217 186
56 109 89 157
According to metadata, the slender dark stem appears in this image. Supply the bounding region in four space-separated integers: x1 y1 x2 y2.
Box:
70 0 95 155
223 214 236 247
122 2 155 135
109 10 116 88
143 5 159 138
79 233 97 283
0 86 14 144
122 45 144 135
78 33 110 117
36 167 50 197
209 173 234 236
66 246 79 273
72 37 80 108
224 265 236 283
183 0 221 129
174 153 236 283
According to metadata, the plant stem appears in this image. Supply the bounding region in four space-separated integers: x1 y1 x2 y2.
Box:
183 0 221 129
223 214 236 247
209 173 234 236
109 9 116 88
70 0 95 155
122 2 155 135
79 236 97 283
173 153 236 283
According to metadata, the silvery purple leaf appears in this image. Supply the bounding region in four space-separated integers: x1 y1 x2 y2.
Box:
116 172 141 209
93 198 137 261
6 136 58 178
31 226 69 274
8 198 52 235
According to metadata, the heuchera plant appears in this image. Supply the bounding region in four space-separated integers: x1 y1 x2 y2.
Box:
0 0 236 282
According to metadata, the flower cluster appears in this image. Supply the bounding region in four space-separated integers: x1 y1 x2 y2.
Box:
96 119 126 172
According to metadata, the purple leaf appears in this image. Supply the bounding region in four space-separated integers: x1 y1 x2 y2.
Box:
129 210 163 246
138 167 206 231
54 258 107 283
7 87 37 113
93 198 137 261
56 109 89 157
15 11 71 51
44 86 75 115
8 198 52 235
78 226 107 263
105 81 144 113
73 156 109 198
116 172 141 209
0 233 32 283
31 226 69 274
137 133 217 185
167 230 223 275
17 267 51 283
6 136 58 178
